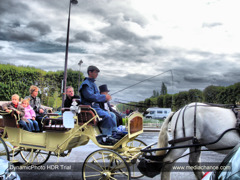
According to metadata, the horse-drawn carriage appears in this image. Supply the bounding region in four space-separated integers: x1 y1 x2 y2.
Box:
1 102 240 180
0 102 147 179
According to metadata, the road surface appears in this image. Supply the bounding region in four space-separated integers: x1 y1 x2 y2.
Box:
14 132 226 180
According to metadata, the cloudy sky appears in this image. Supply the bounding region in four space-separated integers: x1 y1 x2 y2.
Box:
1 0 240 102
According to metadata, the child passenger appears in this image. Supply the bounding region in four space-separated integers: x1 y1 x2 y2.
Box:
2 94 31 131
22 99 40 132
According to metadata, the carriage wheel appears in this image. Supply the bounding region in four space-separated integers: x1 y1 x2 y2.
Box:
0 127 4 138
0 137 10 161
124 139 147 179
82 149 131 180
6 143 20 158
0 129 20 158
20 148 51 166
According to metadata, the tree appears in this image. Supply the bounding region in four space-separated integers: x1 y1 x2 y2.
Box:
157 95 164 107
203 85 224 103
152 90 159 98
160 82 167 95
0 64 44 100
173 91 189 110
144 98 152 108
218 82 240 104
188 89 203 103
0 64 85 108
163 94 173 108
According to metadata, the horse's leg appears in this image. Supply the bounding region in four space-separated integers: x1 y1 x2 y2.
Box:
161 147 188 180
188 147 204 180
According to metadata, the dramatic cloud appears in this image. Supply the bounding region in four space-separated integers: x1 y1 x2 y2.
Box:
27 21 52 36
0 0 240 102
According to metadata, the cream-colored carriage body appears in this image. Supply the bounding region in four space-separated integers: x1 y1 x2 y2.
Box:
0 105 145 179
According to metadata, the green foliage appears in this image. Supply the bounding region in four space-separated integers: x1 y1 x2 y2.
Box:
144 98 152 108
66 69 84 95
0 64 84 108
152 90 159 98
203 85 225 103
0 64 44 100
217 82 240 104
160 82 167 95
3 64 239 112
47 91 62 111
157 95 164 107
188 89 203 102
173 91 189 110
151 97 158 106
163 94 173 108
137 101 146 112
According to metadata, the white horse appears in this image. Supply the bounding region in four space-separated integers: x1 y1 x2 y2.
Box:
156 102 240 180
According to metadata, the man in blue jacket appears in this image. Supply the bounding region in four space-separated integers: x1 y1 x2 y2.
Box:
79 65 117 144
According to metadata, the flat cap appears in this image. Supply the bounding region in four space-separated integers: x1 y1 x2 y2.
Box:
87 65 100 72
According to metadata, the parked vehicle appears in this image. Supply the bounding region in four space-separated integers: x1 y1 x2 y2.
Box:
145 107 171 119
201 142 240 180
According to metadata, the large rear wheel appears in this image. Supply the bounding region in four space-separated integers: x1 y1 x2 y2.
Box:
20 148 51 166
82 149 131 180
0 137 9 161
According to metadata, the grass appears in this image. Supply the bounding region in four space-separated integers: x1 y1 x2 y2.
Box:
122 117 164 125
143 118 164 123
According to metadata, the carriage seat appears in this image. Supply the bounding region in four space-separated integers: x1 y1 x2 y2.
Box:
0 105 19 128
42 108 70 132
42 105 99 131
77 105 99 126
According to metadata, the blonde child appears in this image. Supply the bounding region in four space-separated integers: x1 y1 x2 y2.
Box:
22 99 40 132
2 94 31 131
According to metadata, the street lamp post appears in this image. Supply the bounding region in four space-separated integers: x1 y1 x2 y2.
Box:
62 0 78 107
78 59 83 95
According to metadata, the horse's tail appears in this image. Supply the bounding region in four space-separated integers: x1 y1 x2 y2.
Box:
156 112 174 156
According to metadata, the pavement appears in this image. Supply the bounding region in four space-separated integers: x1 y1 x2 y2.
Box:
143 127 161 132
13 130 226 180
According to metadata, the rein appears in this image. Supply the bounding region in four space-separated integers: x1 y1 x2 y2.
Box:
172 103 239 146
141 127 240 153
164 145 235 165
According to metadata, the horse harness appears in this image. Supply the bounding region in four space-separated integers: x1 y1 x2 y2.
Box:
168 103 240 147
139 103 240 177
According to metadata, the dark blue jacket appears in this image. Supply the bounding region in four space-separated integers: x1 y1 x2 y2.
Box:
79 78 106 108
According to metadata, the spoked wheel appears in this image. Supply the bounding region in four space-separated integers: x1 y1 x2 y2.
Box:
0 127 4 138
124 139 147 179
82 149 131 180
20 148 51 166
1 129 20 158
0 137 9 161
5 142 20 158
